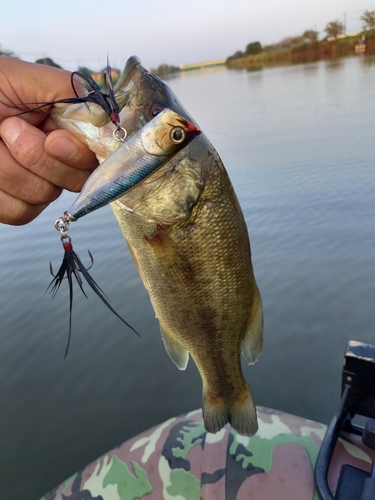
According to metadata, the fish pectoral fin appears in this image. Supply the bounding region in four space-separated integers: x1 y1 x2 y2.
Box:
241 287 264 365
160 326 189 370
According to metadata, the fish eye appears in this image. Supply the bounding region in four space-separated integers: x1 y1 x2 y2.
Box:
171 127 185 143
150 105 163 118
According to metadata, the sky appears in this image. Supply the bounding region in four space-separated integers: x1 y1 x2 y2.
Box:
1 0 374 72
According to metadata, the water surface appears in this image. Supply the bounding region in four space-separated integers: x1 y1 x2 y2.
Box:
1 55 375 499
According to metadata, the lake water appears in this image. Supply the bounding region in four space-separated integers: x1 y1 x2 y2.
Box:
1 55 375 499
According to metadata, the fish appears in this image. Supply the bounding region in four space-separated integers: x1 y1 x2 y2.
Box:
51 56 263 436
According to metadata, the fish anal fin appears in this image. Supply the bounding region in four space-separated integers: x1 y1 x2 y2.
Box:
160 326 189 370
241 287 263 365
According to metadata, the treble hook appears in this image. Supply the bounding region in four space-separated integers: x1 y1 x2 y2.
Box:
48 211 138 358
49 249 94 279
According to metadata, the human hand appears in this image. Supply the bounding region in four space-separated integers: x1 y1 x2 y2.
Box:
0 57 98 225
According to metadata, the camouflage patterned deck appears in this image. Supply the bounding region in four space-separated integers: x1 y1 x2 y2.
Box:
41 407 375 499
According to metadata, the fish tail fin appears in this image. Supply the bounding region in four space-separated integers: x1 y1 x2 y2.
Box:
202 384 258 437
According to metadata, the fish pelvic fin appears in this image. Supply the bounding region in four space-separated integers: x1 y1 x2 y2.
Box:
202 385 258 437
241 286 263 365
160 326 189 370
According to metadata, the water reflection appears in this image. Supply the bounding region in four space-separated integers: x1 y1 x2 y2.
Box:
325 58 344 70
163 64 227 81
302 62 319 74
361 54 375 66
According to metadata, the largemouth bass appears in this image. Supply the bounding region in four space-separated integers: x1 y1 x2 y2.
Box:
51 57 263 436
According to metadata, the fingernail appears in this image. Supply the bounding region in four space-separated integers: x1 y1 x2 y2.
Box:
2 119 21 145
47 136 78 161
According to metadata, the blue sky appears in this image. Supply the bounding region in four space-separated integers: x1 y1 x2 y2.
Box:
1 0 374 71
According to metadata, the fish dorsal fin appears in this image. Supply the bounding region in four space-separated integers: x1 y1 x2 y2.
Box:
160 326 189 370
241 287 263 365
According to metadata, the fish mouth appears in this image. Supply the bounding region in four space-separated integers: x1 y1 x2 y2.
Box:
113 56 142 109
52 56 144 131
114 56 141 94
115 57 198 138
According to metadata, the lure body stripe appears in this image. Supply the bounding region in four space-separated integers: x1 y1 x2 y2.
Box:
68 134 168 220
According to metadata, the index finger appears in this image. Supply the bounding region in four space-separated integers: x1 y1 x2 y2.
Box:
0 58 83 123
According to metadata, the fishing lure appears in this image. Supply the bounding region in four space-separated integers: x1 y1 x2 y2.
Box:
50 107 199 355
19 65 200 355
49 109 199 354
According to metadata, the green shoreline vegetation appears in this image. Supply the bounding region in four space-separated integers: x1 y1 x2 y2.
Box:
226 29 375 72
1 11 375 77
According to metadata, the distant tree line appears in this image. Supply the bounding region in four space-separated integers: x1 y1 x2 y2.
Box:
323 21 345 39
35 57 62 68
0 49 176 79
227 9 375 62
0 46 17 57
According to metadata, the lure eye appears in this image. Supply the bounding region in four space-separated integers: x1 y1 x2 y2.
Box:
171 127 185 143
